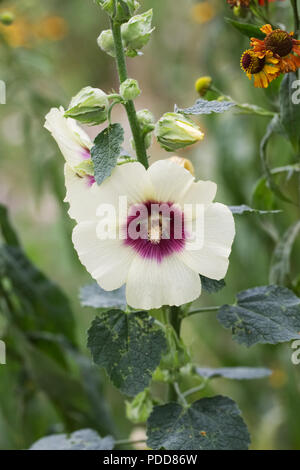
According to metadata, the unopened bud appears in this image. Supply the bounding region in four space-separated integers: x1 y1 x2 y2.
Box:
121 9 154 56
0 11 15 25
137 109 155 134
125 390 154 424
167 156 195 176
97 29 116 57
119 78 141 101
195 76 212 96
155 112 204 152
65 87 109 125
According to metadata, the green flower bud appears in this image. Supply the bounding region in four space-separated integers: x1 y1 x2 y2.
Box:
155 112 204 152
0 11 15 25
121 9 154 55
195 76 212 97
97 29 116 57
136 109 155 134
96 0 140 23
65 87 109 125
125 390 154 424
119 78 141 101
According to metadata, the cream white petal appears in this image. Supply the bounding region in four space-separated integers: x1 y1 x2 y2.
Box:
64 164 101 223
147 160 194 203
72 221 134 290
44 107 92 168
181 180 217 207
95 162 155 209
126 254 201 310
180 202 235 280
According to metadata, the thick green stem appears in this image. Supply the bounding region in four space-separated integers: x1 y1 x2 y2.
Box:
110 19 149 169
167 306 182 402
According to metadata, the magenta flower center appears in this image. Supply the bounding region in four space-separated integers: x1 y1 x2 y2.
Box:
124 200 186 262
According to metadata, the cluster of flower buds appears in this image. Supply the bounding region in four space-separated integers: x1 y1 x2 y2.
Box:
97 9 154 57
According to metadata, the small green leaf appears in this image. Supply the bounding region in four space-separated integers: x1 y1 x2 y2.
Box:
218 285 300 347
252 177 276 211
30 429 115 450
229 205 280 215
270 221 300 286
225 17 265 39
196 367 272 380
200 276 225 293
80 283 126 309
91 123 124 185
87 310 167 396
175 99 235 116
147 396 250 450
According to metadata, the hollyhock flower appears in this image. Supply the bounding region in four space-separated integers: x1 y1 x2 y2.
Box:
251 24 300 73
240 49 280 87
67 160 235 310
44 107 97 221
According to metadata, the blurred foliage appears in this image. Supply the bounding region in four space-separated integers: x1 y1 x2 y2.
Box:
0 0 299 450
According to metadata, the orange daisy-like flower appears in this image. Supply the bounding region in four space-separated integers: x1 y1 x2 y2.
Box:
251 24 300 73
240 49 280 88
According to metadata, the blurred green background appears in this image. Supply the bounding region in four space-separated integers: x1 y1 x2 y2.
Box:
0 0 299 450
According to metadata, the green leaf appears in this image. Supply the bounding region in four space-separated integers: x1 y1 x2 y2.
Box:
252 177 276 211
175 99 235 116
200 276 225 293
279 72 300 151
0 204 20 246
229 205 280 215
0 246 75 342
87 310 167 396
91 123 124 185
30 429 115 450
225 17 265 39
218 285 300 347
196 367 272 380
270 221 300 285
147 396 250 450
80 283 126 309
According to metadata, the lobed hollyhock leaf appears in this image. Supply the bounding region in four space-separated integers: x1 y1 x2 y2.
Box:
91 123 124 185
80 283 126 309
30 429 115 450
87 310 167 396
175 99 235 116
225 18 265 39
147 396 250 450
229 205 281 216
218 285 300 347
196 366 272 381
200 276 225 293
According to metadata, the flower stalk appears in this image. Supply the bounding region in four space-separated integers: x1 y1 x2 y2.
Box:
110 18 149 169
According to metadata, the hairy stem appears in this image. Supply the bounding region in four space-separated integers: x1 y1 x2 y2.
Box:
110 19 149 169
